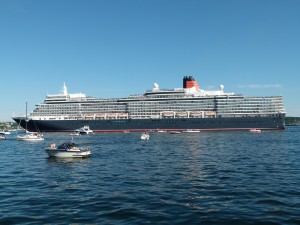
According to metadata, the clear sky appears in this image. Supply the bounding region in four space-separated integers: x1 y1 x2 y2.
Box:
0 0 299 121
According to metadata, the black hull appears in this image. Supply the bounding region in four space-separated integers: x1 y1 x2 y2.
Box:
13 115 285 132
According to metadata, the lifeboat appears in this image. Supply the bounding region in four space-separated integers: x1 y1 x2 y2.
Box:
107 113 117 118
118 113 128 118
190 111 202 117
176 112 188 117
85 114 94 118
205 111 216 116
95 114 106 120
162 111 174 117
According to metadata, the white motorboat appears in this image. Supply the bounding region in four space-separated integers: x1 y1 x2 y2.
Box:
0 136 6 140
157 130 167 133
0 130 11 135
45 142 91 158
141 132 150 140
182 129 201 133
249 129 262 133
169 131 181 134
75 125 94 135
16 132 44 141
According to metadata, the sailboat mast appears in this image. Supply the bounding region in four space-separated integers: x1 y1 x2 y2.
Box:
25 102 28 131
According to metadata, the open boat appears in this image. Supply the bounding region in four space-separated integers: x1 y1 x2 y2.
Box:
141 132 150 140
0 136 6 140
45 141 91 158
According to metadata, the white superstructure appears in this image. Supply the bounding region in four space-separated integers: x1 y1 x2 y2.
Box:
26 78 285 121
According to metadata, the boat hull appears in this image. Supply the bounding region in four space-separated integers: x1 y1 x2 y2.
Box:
45 148 91 158
13 114 285 132
16 135 44 141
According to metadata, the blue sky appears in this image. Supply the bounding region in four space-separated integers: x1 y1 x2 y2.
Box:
0 0 299 121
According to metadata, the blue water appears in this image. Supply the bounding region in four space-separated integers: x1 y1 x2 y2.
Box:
1 127 300 224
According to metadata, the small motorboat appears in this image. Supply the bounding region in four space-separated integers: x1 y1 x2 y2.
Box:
249 129 262 133
157 130 167 133
123 130 131 133
16 132 44 141
0 130 11 135
141 132 150 140
182 129 201 133
0 136 6 140
45 141 91 158
74 125 94 135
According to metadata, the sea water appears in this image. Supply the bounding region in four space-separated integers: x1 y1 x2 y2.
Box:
0 127 299 224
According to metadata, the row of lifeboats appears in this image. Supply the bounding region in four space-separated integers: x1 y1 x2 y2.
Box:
161 111 216 118
84 113 129 119
82 111 216 119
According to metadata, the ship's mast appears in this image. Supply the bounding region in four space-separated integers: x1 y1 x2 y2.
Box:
25 101 28 130
62 82 68 95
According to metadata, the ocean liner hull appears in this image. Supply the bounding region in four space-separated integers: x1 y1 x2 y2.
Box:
13 115 285 132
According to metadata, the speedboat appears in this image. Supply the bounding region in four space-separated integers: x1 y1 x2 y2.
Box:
45 141 91 158
75 125 94 135
0 130 11 135
141 132 150 140
16 131 44 141
249 129 262 133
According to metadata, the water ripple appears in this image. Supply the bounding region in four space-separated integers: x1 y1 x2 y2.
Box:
0 128 300 224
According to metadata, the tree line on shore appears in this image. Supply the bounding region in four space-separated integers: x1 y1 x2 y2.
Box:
285 117 300 125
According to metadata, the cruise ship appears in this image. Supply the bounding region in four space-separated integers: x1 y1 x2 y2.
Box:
12 76 286 132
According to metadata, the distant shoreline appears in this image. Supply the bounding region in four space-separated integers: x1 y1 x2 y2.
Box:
285 116 300 126
1 117 299 130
